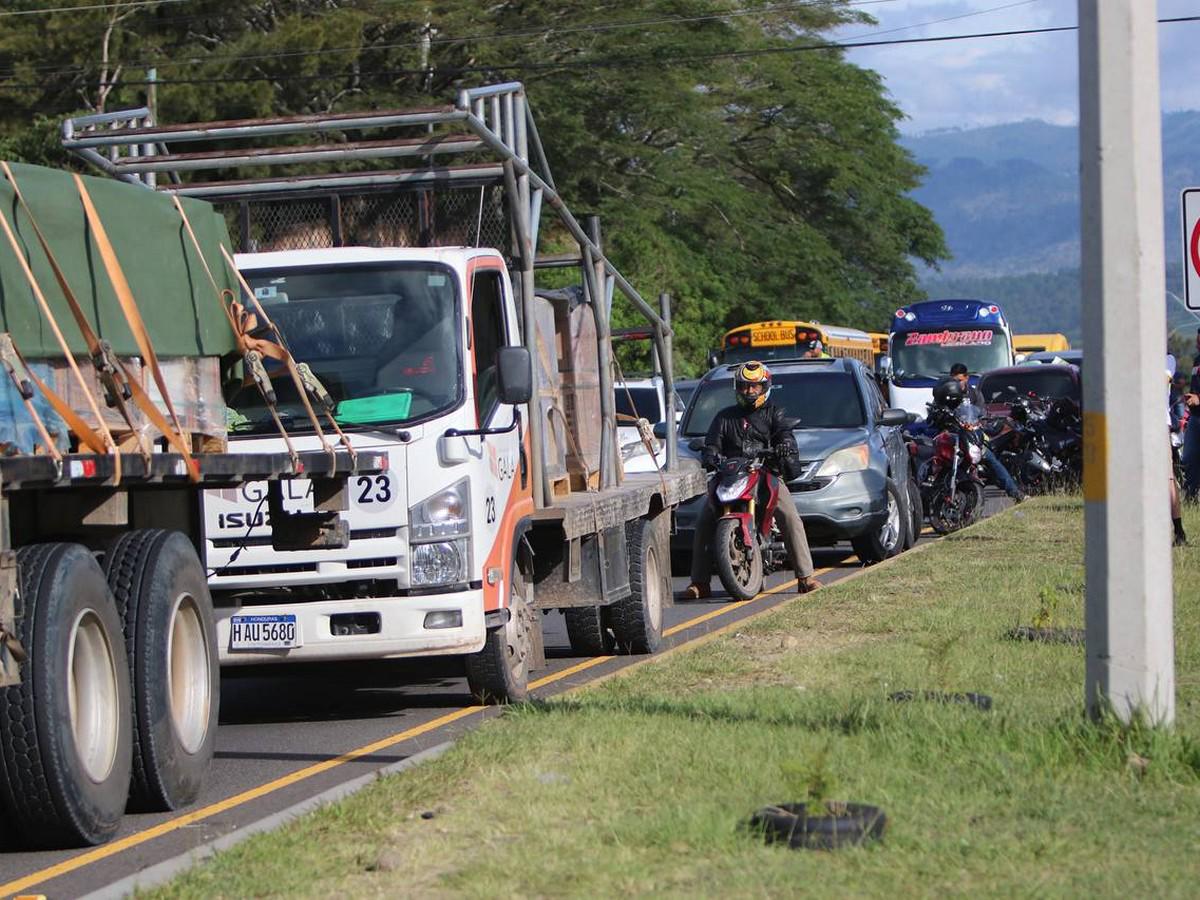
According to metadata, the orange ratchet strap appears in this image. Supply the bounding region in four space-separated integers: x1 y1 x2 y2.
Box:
73 174 200 481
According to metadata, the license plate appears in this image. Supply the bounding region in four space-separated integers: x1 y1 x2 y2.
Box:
751 327 794 345
229 614 301 651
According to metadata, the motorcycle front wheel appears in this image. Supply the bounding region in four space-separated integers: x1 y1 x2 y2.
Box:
714 517 764 601
928 481 984 534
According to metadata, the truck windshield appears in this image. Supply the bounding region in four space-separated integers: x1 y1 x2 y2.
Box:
228 263 461 432
891 327 1010 380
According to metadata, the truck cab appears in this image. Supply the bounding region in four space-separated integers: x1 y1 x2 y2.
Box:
204 246 531 668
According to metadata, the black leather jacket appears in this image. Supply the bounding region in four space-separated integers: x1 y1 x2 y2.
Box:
701 403 801 479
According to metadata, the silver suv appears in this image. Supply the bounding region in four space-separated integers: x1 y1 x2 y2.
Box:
668 357 920 567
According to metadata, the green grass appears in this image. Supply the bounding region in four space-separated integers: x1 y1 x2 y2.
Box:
146 498 1200 898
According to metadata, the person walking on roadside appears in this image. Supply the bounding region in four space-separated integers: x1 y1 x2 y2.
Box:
1169 354 1188 546
681 361 820 600
1183 328 1200 501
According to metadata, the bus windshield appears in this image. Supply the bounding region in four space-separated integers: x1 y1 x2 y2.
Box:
228 262 461 433
891 327 1010 379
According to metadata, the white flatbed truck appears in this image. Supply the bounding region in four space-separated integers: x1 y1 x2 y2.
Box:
63 82 705 704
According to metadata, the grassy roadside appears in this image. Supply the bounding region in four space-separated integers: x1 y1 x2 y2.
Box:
149 498 1200 898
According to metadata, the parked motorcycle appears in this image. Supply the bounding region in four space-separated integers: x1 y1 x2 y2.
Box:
985 394 1082 494
709 448 790 600
919 404 987 534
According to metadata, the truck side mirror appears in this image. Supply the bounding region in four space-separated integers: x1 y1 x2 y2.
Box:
497 346 533 405
878 355 893 381
706 350 720 370
652 421 668 440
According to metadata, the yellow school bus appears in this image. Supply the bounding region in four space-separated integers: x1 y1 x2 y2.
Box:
1013 333 1071 354
720 321 875 367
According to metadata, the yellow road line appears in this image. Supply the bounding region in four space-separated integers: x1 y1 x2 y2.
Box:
0 560 851 897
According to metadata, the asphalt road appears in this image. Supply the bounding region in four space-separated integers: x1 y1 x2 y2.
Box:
0 495 1008 898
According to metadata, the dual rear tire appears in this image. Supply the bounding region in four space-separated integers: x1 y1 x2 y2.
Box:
0 533 217 849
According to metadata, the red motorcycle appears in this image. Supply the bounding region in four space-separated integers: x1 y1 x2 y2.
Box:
710 448 790 600
922 406 987 534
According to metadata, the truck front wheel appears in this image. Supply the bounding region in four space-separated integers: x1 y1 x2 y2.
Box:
466 563 535 704
0 543 133 848
105 530 218 812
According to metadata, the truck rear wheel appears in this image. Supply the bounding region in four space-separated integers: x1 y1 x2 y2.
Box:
0 543 132 848
563 606 614 656
466 563 534 704
105 530 218 812
610 517 667 654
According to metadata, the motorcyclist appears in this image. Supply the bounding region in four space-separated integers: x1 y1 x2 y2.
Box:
681 361 820 599
928 376 1025 502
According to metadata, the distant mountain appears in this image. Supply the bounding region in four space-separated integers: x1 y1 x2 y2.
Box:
902 112 1200 278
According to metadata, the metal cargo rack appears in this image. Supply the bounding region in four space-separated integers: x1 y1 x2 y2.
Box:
61 82 694 514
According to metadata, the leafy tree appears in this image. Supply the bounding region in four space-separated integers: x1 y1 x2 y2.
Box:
0 0 947 374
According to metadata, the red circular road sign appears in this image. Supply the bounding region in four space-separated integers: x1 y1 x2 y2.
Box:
1190 215 1200 278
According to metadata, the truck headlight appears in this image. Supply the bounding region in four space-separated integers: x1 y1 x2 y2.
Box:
411 540 469 587
410 478 470 541
816 444 870 478
409 478 471 586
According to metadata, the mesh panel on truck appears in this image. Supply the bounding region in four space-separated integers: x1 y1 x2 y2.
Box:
219 186 509 254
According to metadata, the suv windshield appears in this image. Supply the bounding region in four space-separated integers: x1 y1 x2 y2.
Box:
891 327 1010 379
683 371 865 436
229 263 461 432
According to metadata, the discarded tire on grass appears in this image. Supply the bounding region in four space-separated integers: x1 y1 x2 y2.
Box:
888 690 993 711
1005 626 1085 646
747 802 887 850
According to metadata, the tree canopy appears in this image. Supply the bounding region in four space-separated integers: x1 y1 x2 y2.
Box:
0 0 947 374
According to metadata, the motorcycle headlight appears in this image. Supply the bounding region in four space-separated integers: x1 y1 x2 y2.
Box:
968 444 983 464
410 478 470 542
715 475 750 502
816 444 870 478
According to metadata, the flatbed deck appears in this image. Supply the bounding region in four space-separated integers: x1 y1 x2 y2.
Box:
0 449 387 491
531 463 706 539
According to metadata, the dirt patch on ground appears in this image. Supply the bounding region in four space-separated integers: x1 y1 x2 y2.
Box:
717 629 888 686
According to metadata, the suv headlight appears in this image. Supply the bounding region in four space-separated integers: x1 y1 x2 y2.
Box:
816 444 870 478
410 478 470 586
621 437 660 461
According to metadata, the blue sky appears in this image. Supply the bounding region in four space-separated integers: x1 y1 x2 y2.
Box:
830 0 1200 134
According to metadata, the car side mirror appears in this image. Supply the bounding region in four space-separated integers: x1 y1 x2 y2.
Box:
687 438 705 453
652 421 668 440
877 408 908 427
497 346 533 405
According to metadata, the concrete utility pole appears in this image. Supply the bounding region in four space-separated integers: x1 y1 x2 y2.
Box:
1078 0 1174 725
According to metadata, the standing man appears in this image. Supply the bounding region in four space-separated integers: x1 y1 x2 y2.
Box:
1183 328 1200 500
802 339 829 359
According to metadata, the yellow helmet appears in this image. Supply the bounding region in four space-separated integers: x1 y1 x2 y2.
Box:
734 361 772 410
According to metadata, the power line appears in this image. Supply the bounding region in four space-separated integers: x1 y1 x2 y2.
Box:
3 0 899 76
0 0 188 17
2 13 1197 91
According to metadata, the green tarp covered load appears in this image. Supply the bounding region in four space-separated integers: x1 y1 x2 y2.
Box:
0 162 237 358
0 162 239 457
